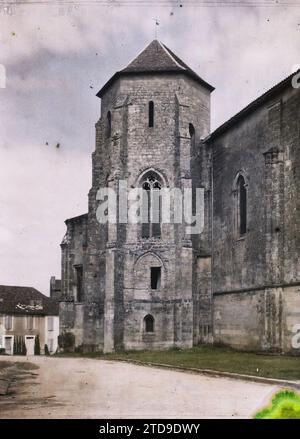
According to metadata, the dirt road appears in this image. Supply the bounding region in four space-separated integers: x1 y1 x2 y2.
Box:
0 356 276 418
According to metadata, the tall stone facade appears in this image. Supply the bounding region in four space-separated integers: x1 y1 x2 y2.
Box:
210 75 300 353
57 40 300 354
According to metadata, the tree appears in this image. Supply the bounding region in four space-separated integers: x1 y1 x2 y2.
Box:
58 332 75 353
21 337 27 356
34 334 40 355
13 336 18 355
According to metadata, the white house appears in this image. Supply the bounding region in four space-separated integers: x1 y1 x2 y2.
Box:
0 285 59 355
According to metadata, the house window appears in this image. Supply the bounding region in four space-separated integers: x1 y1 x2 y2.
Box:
48 316 54 331
237 175 247 236
27 316 34 330
144 314 154 333
150 267 161 290
148 101 154 127
106 111 112 138
141 172 162 239
75 265 83 302
5 316 12 330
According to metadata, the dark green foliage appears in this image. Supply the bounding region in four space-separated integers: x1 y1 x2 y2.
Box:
21 338 27 356
34 334 40 355
12 336 27 355
44 344 50 356
13 337 18 355
58 332 75 352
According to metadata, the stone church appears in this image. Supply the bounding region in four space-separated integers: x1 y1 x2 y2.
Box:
54 40 300 354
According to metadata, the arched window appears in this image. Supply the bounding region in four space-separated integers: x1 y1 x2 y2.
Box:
106 111 111 138
141 172 162 239
189 123 195 145
148 101 154 128
144 314 154 333
237 175 247 236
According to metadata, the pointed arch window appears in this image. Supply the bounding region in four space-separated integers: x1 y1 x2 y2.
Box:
141 172 162 239
236 175 247 236
148 101 154 128
144 314 154 333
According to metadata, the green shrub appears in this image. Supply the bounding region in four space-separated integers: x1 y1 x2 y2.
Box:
254 390 300 419
44 344 50 356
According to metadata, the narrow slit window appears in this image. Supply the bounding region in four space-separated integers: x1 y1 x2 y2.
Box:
148 101 154 127
106 111 112 138
150 266 161 290
75 265 83 302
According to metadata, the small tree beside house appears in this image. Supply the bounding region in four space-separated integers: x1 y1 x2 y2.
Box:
21 337 27 356
44 344 50 356
34 334 41 355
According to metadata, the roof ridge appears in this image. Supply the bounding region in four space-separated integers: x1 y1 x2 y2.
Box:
157 40 185 70
0 284 37 289
122 40 157 72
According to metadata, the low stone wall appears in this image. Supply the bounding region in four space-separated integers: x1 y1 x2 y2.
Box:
213 285 300 354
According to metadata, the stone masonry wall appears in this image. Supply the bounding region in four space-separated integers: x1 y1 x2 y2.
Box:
67 72 212 352
210 81 300 353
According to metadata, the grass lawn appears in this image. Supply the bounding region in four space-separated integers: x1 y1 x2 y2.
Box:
56 345 300 381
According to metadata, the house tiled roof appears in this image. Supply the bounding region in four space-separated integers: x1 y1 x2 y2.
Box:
0 285 59 316
97 40 214 97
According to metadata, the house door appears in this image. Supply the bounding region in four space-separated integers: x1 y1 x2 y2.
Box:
25 336 35 356
4 336 13 355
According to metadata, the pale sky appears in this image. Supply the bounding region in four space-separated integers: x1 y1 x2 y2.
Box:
0 1 299 295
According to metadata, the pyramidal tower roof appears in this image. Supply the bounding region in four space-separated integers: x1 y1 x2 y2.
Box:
97 40 214 97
